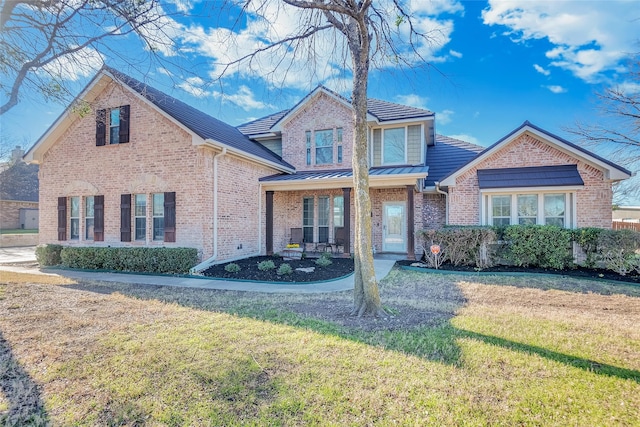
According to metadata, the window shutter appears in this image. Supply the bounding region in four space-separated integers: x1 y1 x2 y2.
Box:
57 197 67 241
96 109 106 146
164 192 176 242
94 195 104 241
120 194 131 242
119 105 130 143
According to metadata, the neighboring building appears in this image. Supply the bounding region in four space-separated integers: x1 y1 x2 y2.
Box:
24 67 631 265
0 147 39 230
613 206 640 222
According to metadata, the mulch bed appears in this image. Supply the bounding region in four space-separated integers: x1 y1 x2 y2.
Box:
397 260 640 285
202 255 354 283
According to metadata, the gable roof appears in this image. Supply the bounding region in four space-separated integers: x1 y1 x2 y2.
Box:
424 135 485 187
439 121 632 187
238 86 434 137
24 66 294 172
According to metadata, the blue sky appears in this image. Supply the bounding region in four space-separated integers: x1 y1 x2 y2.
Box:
2 0 639 199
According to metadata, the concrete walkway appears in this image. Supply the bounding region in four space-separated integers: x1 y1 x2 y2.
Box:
0 246 397 293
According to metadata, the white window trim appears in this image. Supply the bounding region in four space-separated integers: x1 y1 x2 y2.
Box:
481 188 578 228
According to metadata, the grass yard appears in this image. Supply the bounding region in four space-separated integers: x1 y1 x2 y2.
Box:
0 269 639 426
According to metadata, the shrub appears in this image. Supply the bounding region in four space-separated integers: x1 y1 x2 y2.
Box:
503 225 573 270
417 226 497 268
315 252 333 267
59 247 198 274
257 260 276 271
597 229 640 275
35 244 63 266
573 227 604 268
277 263 293 275
224 263 241 273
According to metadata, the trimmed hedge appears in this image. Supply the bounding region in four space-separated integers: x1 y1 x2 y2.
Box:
503 225 574 270
418 226 497 268
58 247 198 274
35 244 63 266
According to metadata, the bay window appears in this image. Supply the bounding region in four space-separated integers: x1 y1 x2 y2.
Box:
484 191 574 228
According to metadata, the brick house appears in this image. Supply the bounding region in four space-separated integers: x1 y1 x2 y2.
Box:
24 67 630 265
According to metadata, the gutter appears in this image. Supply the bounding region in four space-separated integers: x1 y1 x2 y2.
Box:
435 182 449 225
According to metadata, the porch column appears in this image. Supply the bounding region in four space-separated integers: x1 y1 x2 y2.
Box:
266 191 274 255
342 187 351 255
407 185 415 260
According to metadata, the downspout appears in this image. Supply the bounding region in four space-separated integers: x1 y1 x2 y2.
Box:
258 182 263 255
435 181 448 225
191 147 227 274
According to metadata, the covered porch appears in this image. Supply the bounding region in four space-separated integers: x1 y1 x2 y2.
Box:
261 165 428 260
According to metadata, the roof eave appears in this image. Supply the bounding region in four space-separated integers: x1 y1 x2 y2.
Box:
368 115 435 126
260 171 427 191
202 138 294 173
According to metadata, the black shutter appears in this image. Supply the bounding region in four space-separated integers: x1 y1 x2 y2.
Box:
57 197 67 241
96 109 106 146
119 105 130 143
121 194 131 242
94 195 104 241
164 192 176 242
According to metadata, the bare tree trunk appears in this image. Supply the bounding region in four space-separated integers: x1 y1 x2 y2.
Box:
346 16 383 317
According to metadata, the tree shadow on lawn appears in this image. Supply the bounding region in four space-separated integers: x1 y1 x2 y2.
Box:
64 269 640 384
0 330 50 426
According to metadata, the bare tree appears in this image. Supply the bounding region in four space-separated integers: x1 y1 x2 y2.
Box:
0 0 178 115
567 59 640 203
211 1 437 316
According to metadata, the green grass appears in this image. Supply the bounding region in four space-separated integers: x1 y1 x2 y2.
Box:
0 228 38 234
1 269 639 426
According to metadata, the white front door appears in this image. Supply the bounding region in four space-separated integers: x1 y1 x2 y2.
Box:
383 202 406 252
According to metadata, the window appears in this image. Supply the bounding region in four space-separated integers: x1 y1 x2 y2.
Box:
491 195 511 226
315 129 333 164
337 128 343 164
135 194 147 240
318 196 330 243
153 193 164 241
333 196 344 228
544 194 566 227
484 192 574 228
383 127 406 164
305 131 311 165
85 196 95 240
517 194 538 225
303 197 314 243
70 197 80 239
96 105 130 146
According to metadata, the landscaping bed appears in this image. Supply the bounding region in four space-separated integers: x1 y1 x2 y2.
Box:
398 260 640 285
201 255 354 282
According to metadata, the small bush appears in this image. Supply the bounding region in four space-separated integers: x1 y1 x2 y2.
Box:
417 226 496 268
224 263 241 273
597 229 640 275
35 244 63 266
277 263 293 275
573 227 604 268
503 225 573 269
257 260 276 271
315 253 333 267
59 247 198 274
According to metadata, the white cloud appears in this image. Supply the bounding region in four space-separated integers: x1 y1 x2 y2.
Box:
436 109 454 125
449 49 463 58
533 64 550 76
395 94 430 110
448 133 480 145
41 47 103 81
544 85 567 94
482 1 638 82
617 81 640 96
178 78 272 111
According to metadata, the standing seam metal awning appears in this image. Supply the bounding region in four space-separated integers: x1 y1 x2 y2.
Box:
259 165 429 182
477 165 584 189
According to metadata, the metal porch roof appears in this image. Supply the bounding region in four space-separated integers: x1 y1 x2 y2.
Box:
477 164 584 189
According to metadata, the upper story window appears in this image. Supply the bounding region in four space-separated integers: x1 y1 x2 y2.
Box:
383 127 406 164
96 105 130 146
315 129 334 165
372 124 422 166
305 131 311 165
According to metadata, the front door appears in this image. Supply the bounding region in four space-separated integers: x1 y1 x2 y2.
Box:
383 202 406 252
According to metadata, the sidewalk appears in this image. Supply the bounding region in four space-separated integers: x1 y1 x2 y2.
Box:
0 246 397 293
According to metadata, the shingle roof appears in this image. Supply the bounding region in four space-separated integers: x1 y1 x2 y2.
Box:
237 87 434 137
260 165 429 182
424 135 485 187
477 165 584 189
104 66 293 170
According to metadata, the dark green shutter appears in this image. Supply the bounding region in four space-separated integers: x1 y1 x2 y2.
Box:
57 197 67 241
94 195 104 241
119 105 130 143
164 192 176 242
96 109 106 146
121 194 131 242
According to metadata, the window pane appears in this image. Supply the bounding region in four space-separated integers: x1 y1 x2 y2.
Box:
383 127 405 164
303 197 314 243
337 145 342 163
306 131 311 165
337 128 342 143
110 108 120 144
85 218 94 240
153 193 164 216
517 194 538 225
152 193 164 241
135 218 147 240
333 196 344 228
544 194 565 227
85 196 94 218
318 196 329 243
491 195 511 226
135 194 146 216
70 218 79 239
70 197 79 217
153 217 164 240
315 129 333 164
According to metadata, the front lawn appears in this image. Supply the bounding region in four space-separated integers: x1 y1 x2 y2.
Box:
0 269 638 425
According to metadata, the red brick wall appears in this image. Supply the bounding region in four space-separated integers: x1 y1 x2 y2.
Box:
447 132 613 228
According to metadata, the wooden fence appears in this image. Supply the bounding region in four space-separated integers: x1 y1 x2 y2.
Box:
612 221 640 232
